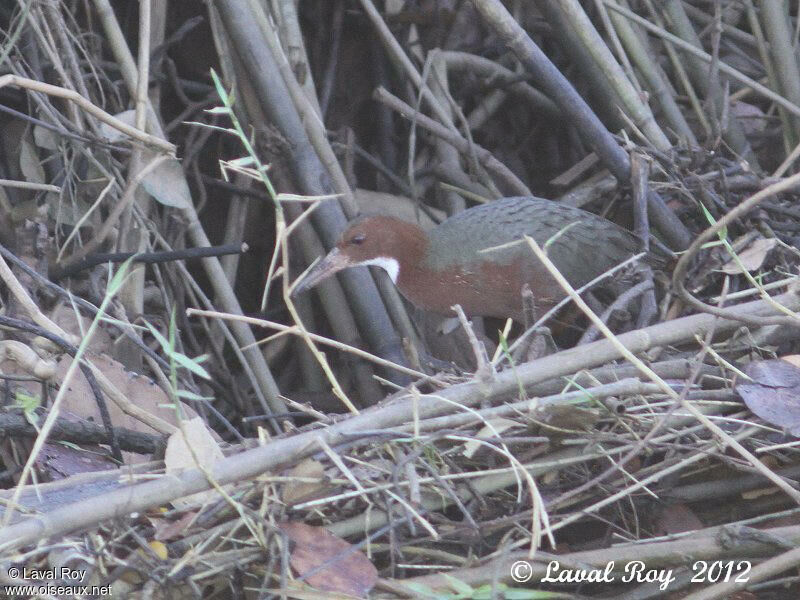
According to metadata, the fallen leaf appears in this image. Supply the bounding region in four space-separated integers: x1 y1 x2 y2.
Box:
100 109 136 143
35 441 116 480
278 522 377 597
51 304 114 355
152 510 197 541
19 130 47 186
741 486 778 500
732 101 768 136
33 125 59 150
721 237 777 274
262 586 357 599
463 418 519 459
533 404 600 431
781 355 800 369
52 353 210 439
654 503 703 536
148 540 168 560
737 359 800 435
165 417 224 508
282 459 329 506
140 149 191 209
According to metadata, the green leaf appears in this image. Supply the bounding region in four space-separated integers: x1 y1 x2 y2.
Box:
172 351 211 380
498 332 510 354
169 309 177 349
97 315 147 330
176 390 214 402
400 583 446 599
509 590 573 599
107 257 134 296
228 156 256 168
444 574 474 596
183 121 237 134
472 585 571 599
698 201 727 241
15 390 41 427
56 440 83 451
210 69 227 103
144 321 173 354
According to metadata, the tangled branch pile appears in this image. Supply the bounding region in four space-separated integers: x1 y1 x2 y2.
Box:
0 1 800 599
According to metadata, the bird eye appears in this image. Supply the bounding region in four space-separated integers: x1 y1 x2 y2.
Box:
350 233 366 245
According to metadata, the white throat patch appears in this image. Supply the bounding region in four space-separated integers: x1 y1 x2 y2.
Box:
356 257 400 283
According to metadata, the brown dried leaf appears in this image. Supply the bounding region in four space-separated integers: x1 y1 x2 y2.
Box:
152 510 197 541
737 359 800 435
140 149 191 209
34 441 116 480
533 404 600 431
263 586 356 599
721 237 777 274
731 101 768 136
781 355 800 369
2 349 208 466
654 503 703 536
165 417 224 509
52 354 207 453
51 304 114 355
282 459 329 506
463 418 519 459
278 522 377 597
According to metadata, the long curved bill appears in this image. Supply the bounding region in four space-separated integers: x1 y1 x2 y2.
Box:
291 247 351 297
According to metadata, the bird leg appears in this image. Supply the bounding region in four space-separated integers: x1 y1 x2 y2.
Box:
452 304 495 407
578 279 655 344
512 284 554 363
522 283 537 327
402 335 463 376
635 265 659 329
